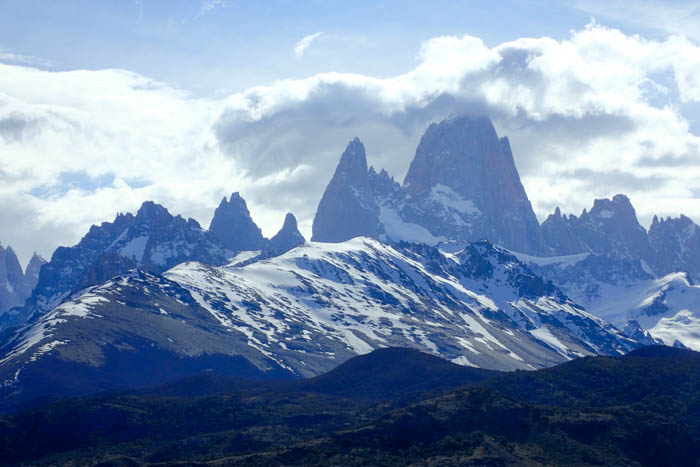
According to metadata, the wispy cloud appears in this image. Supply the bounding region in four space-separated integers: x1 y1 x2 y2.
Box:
294 32 323 59
569 0 700 41
0 52 53 67
200 0 227 14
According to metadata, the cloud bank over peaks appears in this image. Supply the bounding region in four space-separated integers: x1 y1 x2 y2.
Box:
0 23 699 265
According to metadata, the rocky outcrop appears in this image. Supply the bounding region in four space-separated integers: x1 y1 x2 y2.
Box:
23 253 46 292
268 213 305 256
312 138 383 242
648 214 700 281
542 195 651 260
0 247 46 315
209 193 266 252
0 245 29 314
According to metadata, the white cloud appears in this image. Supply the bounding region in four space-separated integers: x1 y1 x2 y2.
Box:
1 23 700 267
294 32 323 59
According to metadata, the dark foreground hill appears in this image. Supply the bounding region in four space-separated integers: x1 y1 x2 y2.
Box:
0 346 698 466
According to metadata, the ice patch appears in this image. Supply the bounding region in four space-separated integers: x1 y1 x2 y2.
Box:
530 327 571 358
509 250 590 268
451 355 477 367
119 235 149 262
430 184 481 216
379 204 445 245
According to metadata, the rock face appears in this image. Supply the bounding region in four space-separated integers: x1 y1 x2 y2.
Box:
23 254 46 292
401 116 545 253
312 138 383 243
312 116 546 254
268 213 305 256
209 193 266 252
542 195 651 261
0 246 46 315
648 214 700 280
0 245 29 315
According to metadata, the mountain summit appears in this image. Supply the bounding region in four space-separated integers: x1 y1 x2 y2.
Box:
312 138 383 242
209 193 266 252
312 115 545 253
0 246 45 315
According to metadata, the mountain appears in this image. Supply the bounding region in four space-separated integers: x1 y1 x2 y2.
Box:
311 137 384 243
400 115 545 253
267 212 305 256
542 194 652 261
0 346 697 466
23 253 46 293
0 269 295 410
648 214 700 279
209 192 267 252
532 195 700 349
0 202 234 332
0 246 45 315
312 116 546 254
296 347 497 401
0 194 288 334
0 237 639 410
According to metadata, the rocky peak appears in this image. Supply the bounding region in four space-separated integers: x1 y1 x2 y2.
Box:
136 201 170 221
268 213 305 256
588 195 640 224
24 253 47 290
648 213 700 280
368 166 400 198
0 244 34 314
400 115 545 254
336 137 369 185
544 195 650 261
311 138 383 243
403 115 500 197
209 192 266 252
541 206 585 256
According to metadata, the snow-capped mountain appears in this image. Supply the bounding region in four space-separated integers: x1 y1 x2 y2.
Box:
312 116 546 254
3 112 699 410
541 195 700 281
0 245 45 315
0 237 637 409
511 249 700 350
0 194 304 333
526 194 700 349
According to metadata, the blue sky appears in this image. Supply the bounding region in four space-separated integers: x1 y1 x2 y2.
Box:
0 0 685 94
1 0 700 265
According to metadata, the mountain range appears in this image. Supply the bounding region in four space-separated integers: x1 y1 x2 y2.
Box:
0 114 698 410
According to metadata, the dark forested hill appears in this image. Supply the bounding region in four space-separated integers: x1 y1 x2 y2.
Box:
0 346 698 466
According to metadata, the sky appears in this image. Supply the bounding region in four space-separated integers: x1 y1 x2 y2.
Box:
1 0 700 267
